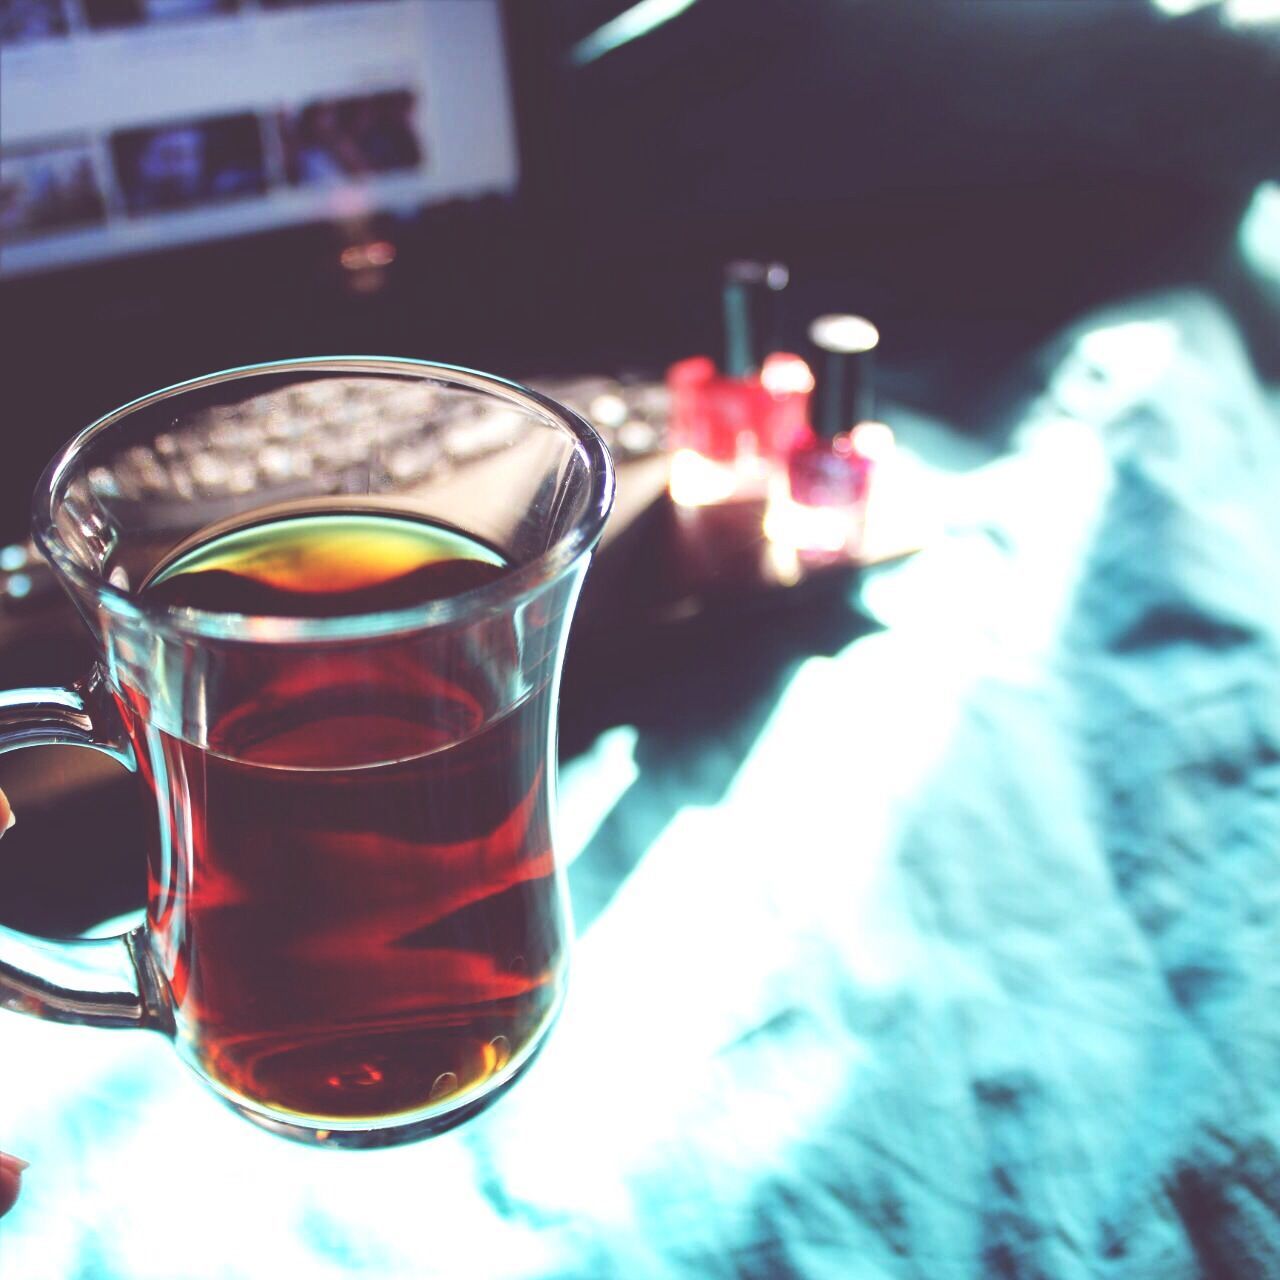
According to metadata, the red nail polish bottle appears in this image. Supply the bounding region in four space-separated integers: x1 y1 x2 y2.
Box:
667 261 810 508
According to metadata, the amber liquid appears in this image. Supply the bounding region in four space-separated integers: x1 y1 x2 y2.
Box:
129 511 566 1128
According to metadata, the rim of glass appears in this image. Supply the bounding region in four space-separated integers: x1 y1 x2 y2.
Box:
32 357 615 644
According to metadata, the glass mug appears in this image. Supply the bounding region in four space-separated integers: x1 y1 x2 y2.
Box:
0 359 614 1147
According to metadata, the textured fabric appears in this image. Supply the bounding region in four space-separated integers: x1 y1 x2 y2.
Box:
2 293 1278 1278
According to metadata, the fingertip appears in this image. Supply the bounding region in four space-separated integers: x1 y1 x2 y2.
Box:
0 787 12 835
0 1165 20 1218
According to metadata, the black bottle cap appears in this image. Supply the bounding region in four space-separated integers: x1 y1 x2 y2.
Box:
722 260 789 378
807 314 878 438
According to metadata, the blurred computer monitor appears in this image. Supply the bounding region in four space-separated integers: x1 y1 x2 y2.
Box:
0 0 519 278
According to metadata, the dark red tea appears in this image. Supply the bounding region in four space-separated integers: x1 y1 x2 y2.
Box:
126 510 567 1127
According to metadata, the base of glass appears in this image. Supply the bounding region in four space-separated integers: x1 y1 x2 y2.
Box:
222 1047 543 1148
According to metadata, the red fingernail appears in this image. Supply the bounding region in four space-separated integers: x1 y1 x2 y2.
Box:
0 1153 29 1174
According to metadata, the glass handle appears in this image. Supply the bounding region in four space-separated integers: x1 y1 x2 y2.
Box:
0 676 167 1030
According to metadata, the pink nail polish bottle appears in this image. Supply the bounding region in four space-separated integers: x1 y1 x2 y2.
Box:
765 314 894 562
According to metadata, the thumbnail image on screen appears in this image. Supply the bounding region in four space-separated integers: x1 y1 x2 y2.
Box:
84 0 238 28
278 89 424 186
260 0 386 8
110 113 266 216
0 0 69 44
0 138 106 241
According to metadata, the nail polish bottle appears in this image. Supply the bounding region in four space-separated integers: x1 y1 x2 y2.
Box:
667 261 808 508
765 314 894 561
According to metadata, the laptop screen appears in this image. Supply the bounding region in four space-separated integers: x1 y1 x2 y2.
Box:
0 0 519 278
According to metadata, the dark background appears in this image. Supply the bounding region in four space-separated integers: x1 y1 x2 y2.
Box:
2 0 1275 545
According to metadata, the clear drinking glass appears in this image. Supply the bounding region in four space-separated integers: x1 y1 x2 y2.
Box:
0 358 614 1147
